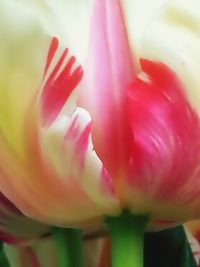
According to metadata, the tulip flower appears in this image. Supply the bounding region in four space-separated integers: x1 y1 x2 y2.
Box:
1 0 200 266
14 1 199 226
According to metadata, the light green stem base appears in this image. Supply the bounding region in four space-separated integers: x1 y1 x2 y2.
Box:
53 228 83 267
107 211 148 267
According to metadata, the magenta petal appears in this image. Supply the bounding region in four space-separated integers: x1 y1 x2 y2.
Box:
128 60 200 203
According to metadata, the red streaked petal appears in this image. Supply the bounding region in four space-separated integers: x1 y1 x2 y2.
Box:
41 37 83 127
79 0 137 191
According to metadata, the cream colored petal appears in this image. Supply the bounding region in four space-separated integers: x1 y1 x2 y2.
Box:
0 0 50 158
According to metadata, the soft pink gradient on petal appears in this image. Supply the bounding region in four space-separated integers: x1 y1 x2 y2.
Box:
79 0 137 197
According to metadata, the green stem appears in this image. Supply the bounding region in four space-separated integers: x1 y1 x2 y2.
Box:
106 211 148 267
53 228 83 267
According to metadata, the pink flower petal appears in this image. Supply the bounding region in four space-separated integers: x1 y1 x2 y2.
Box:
79 0 138 197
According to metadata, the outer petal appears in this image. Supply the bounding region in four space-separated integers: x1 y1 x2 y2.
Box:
79 0 137 200
0 2 119 226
